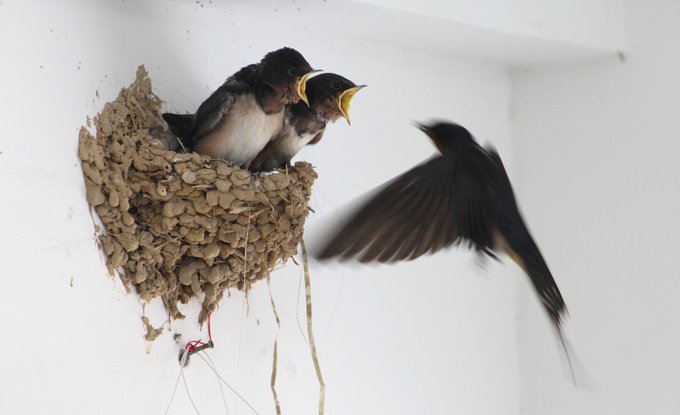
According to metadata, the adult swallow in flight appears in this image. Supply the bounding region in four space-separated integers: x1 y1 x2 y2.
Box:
315 121 570 356
162 47 318 169
250 73 365 171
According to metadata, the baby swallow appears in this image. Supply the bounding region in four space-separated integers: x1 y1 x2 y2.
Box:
162 47 317 169
315 121 570 361
250 73 365 171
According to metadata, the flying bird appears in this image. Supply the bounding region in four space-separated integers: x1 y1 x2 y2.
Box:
316 121 569 352
162 47 318 169
250 73 365 171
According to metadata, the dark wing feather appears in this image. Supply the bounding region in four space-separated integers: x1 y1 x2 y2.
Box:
186 66 255 148
317 154 497 263
308 131 324 145
187 84 238 146
356 159 445 262
317 158 435 261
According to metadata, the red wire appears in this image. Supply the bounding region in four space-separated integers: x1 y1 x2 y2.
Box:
185 312 213 353
186 340 204 353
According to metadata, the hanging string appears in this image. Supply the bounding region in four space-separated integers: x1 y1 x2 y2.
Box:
166 311 264 415
165 344 202 415
181 359 202 415
163 357 184 415
212 361 231 415
301 240 325 415
197 352 261 415
202 349 230 415
267 278 283 415
295 265 310 345
320 268 344 342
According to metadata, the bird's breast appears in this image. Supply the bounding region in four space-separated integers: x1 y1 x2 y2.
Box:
196 94 284 167
279 129 318 158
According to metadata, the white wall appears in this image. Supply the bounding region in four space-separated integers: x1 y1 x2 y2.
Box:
511 0 680 413
226 0 624 66
0 1 520 414
352 0 625 50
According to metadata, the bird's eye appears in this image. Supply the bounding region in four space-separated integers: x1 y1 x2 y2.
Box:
331 81 341 90
288 68 299 76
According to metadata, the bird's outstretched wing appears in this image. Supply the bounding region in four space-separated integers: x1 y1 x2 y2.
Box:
316 153 497 263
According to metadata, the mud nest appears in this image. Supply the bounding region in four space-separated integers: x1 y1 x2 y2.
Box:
78 66 317 322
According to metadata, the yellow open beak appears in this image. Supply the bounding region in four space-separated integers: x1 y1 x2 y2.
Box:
338 85 366 125
295 70 321 106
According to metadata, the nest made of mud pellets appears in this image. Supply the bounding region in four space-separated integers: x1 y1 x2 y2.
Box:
78 66 317 323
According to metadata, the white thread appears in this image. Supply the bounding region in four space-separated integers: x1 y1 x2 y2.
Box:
197 352 260 415
295 264 310 345
203 352 230 415
181 350 202 415
163 359 184 415
321 268 345 342
164 348 201 415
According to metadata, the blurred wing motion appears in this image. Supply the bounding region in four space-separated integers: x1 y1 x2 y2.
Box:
318 155 487 262
316 146 567 332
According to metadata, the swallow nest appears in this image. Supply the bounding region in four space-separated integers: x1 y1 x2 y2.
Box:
78 66 316 323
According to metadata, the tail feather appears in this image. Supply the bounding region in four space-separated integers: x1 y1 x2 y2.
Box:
505 235 566 328
502 227 576 383
162 113 195 149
